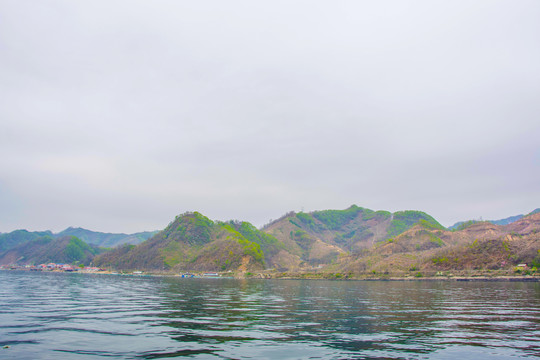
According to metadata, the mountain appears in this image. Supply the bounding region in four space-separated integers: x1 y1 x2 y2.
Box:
94 206 448 273
0 228 156 254
490 215 525 226
263 205 444 266
332 212 540 275
0 229 54 252
3 206 538 275
94 212 272 272
0 235 103 266
56 227 157 248
449 208 540 229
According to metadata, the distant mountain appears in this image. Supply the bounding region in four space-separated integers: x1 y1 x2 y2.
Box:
0 228 156 254
449 208 540 229
489 215 525 226
0 229 54 252
57 227 157 248
528 208 540 216
0 235 103 266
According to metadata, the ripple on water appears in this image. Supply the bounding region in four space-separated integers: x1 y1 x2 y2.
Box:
1 272 539 359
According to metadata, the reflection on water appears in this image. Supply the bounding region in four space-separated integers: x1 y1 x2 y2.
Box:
1 271 539 359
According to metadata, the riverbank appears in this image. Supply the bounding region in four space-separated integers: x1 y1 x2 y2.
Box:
3 266 539 281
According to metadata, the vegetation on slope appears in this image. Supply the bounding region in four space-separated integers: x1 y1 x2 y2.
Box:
426 236 539 271
0 230 54 252
386 211 445 238
0 235 103 265
311 206 362 230
94 212 267 272
57 227 156 247
228 221 286 259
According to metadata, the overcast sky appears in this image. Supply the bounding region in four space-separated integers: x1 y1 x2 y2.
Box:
1 0 539 233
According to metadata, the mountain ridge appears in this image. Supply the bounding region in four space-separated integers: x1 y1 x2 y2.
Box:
2 206 538 275
449 208 540 230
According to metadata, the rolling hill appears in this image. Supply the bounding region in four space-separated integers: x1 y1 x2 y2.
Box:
0 228 155 254
0 235 103 266
2 206 538 276
94 212 272 272
56 227 157 248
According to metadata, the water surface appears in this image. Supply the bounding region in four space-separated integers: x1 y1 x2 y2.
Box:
1 271 539 359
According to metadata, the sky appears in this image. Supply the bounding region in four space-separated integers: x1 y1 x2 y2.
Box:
1 0 539 233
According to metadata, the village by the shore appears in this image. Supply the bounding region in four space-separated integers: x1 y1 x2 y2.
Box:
0 263 105 273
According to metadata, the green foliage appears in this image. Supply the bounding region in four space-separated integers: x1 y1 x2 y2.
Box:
232 221 285 258
387 210 444 238
362 210 391 221
452 220 484 231
0 234 101 266
291 229 314 257
161 240 186 268
288 219 301 228
415 272 423 278
162 211 215 246
217 222 265 263
532 250 540 268
63 236 97 263
296 212 315 226
426 233 444 247
418 219 446 231
57 227 155 248
0 230 53 252
432 256 449 265
312 205 361 230
236 237 264 261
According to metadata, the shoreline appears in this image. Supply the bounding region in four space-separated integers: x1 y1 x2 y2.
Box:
2 268 539 282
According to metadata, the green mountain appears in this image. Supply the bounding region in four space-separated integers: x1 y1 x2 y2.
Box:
57 227 157 248
94 212 270 272
3 206 538 276
0 235 103 266
0 230 54 252
0 228 155 254
263 205 444 263
94 206 453 272
449 208 540 229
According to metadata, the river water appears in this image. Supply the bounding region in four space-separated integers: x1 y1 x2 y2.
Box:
0 271 539 359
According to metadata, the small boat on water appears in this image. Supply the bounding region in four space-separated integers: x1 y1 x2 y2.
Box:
202 272 220 278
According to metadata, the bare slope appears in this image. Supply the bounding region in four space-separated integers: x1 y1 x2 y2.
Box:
332 212 540 274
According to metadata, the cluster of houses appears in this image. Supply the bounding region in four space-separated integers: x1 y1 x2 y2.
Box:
0 263 105 272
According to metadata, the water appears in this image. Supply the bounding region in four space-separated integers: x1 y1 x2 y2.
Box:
1 271 539 359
